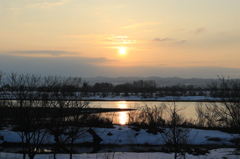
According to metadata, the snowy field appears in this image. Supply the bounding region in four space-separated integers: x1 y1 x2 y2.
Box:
0 149 240 159
0 125 240 158
0 125 238 145
1 94 216 101
83 95 216 101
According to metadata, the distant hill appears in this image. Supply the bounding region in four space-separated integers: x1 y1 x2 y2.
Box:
83 76 218 87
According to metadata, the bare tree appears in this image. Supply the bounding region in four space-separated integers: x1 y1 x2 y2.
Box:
128 104 166 134
0 70 4 86
195 102 220 128
47 77 91 159
2 74 91 159
207 77 240 148
63 100 90 159
0 70 6 126
3 72 53 159
195 102 207 127
128 102 191 158
161 102 191 159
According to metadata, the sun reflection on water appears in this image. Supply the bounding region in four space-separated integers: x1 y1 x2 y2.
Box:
119 112 127 125
117 101 129 125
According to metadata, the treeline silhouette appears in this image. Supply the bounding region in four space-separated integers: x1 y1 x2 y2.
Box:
1 80 208 98
79 80 207 97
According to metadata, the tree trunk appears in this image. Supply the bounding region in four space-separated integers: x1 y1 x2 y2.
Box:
174 151 177 159
53 134 60 159
69 139 74 159
29 155 35 159
22 153 26 159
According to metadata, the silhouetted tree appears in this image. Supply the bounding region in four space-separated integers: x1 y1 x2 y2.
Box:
161 103 191 159
132 80 157 97
81 81 90 96
113 83 133 96
207 77 240 148
47 77 91 159
0 70 5 126
92 82 113 93
3 73 53 159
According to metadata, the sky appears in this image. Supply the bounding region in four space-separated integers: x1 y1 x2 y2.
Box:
0 0 240 78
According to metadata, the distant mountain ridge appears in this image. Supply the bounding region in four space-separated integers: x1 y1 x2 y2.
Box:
83 76 218 87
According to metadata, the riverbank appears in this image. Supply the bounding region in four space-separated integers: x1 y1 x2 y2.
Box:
1 148 240 159
83 95 218 102
0 95 219 102
0 125 238 147
0 125 239 158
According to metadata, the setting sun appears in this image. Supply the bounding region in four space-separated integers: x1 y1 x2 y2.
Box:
119 47 127 55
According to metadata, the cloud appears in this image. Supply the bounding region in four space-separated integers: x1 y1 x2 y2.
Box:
177 40 187 44
4 50 79 56
124 22 159 29
152 38 187 45
104 35 128 42
26 0 68 9
0 54 240 78
9 7 21 15
103 35 137 44
68 34 137 44
153 38 173 42
82 57 118 64
194 27 206 34
0 55 118 77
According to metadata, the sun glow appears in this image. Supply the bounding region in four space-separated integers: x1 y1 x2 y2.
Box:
117 101 128 125
119 47 127 55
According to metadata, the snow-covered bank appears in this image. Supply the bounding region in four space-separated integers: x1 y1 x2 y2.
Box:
1 149 240 159
0 125 238 146
0 125 239 158
84 95 217 101
1 94 218 102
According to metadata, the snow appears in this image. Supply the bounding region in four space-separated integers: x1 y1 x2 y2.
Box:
0 125 239 158
84 95 216 101
0 149 240 159
0 94 213 101
0 125 237 146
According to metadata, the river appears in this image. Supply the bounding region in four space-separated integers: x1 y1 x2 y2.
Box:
89 101 204 125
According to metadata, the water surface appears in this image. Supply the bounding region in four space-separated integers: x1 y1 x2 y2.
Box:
90 101 201 125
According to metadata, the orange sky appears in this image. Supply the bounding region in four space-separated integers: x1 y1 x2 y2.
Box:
0 0 240 78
